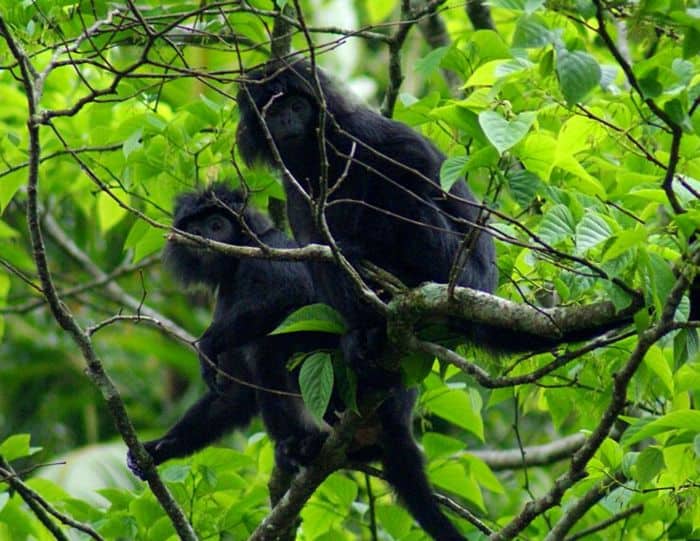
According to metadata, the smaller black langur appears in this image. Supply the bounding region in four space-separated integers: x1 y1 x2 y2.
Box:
127 184 332 476
127 185 468 541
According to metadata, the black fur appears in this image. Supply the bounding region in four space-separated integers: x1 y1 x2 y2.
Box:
236 61 497 379
236 60 629 365
128 184 332 475
236 63 472 541
127 186 464 540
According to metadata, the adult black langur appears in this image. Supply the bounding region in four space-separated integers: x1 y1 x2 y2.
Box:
235 60 629 380
127 185 466 541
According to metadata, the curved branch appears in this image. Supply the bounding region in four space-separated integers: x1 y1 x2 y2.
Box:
248 412 361 541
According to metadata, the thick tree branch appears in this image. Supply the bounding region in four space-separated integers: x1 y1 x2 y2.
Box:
390 282 636 340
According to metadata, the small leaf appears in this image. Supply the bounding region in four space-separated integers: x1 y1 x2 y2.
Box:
639 72 662 99
270 303 346 335
512 14 551 48
507 169 544 206
299 352 334 423
635 446 665 484
603 228 647 262
422 387 483 440
643 345 674 396
464 146 499 172
415 47 449 77
623 410 700 445
0 434 40 461
440 155 469 191
97 191 127 233
0 220 18 238
161 464 190 483
556 50 601 105
123 128 143 157
537 204 576 245
683 27 700 58
575 212 612 252
478 110 536 155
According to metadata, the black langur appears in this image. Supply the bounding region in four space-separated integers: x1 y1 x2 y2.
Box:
128 184 331 475
127 185 465 541
235 60 627 376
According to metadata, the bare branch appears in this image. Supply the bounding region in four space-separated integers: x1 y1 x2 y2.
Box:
0 458 104 541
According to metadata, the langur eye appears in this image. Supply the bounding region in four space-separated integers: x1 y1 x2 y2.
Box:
208 217 224 232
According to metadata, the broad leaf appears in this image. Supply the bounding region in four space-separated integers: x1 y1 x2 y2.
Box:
556 50 601 105
478 110 536 155
299 352 334 423
270 303 347 335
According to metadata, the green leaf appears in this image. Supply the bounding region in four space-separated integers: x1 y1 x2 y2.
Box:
299 352 334 424
635 446 665 484
507 169 544 206
464 146 499 172
556 50 601 105
623 410 700 446
376 505 412 540
422 432 465 460
537 204 575 245
415 47 449 77
643 345 674 396
367 0 397 23
462 454 505 494
270 303 346 335
464 59 520 87
97 190 127 233
125 220 164 262
683 27 700 58
318 473 358 509
512 14 551 48
0 169 25 212
422 387 484 440
575 212 612 252
639 72 662 98
0 220 18 238
123 128 142 157
430 462 484 509
478 110 536 155
470 30 512 61
603 228 647 262
439 155 469 191
160 464 190 483
0 434 40 461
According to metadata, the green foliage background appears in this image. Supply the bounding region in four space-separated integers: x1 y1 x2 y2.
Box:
0 0 699 540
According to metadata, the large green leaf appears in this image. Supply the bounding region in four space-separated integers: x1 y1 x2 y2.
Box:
556 50 601 105
478 110 537 155
270 303 346 335
623 411 700 446
299 352 334 424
